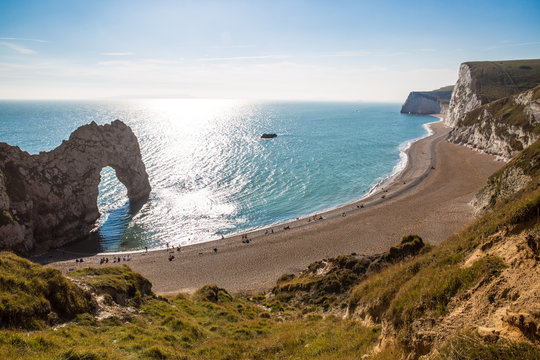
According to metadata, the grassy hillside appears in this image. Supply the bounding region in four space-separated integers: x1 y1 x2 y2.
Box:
0 252 95 329
0 268 381 359
465 59 540 103
1 141 540 359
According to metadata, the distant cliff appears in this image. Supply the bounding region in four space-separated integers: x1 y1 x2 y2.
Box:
400 85 453 115
0 120 151 254
445 59 540 127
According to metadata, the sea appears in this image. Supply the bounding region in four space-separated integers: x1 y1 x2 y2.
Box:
0 100 435 253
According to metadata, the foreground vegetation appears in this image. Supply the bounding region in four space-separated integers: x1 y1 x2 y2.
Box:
1 140 540 359
0 267 380 359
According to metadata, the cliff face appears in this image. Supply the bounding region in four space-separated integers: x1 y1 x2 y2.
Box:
0 120 151 254
448 85 540 160
472 137 540 214
445 59 540 127
445 63 483 127
400 86 453 115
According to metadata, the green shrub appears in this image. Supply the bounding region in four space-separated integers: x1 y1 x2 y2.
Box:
192 284 232 303
0 252 95 328
70 265 153 306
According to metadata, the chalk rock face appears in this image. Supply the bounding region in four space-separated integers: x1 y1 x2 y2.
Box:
401 92 442 115
448 85 540 160
0 120 151 254
445 63 483 127
400 87 453 115
445 60 540 128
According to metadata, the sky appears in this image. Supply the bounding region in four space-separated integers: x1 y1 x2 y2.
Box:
0 0 539 101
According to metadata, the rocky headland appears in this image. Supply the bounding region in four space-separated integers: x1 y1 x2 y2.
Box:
400 85 453 115
0 120 151 254
399 59 540 161
448 84 540 160
445 59 540 128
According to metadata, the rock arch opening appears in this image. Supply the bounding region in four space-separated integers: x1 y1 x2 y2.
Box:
97 166 131 249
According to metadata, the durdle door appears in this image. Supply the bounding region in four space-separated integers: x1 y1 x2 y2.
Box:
0 120 151 254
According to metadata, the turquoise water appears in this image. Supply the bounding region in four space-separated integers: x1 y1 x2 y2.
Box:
0 100 434 252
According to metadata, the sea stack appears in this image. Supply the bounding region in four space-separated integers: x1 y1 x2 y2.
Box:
0 120 151 254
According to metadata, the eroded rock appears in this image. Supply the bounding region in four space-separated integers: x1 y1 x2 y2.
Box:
0 120 151 254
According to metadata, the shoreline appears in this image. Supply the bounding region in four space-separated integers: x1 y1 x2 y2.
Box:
36 115 502 294
38 115 442 257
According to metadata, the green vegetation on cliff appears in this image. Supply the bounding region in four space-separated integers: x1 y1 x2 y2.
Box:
0 263 380 359
0 252 95 329
465 59 540 103
449 83 540 159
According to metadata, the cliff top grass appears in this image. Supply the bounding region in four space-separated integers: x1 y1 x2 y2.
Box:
408 87 454 105
0 252 95 329
465 59 540 103
434 85 454 92
69 266 153 306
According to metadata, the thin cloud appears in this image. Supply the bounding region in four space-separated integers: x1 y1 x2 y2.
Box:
323 50 372 57
0 42 36 54
0 37 47 43
199 54 290 61
101 52 135 56
209 45 255 49
486 41 540 50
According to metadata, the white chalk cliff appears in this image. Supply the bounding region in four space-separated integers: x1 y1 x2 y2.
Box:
444 60 540 159
447 85 540 160
445 63 483 128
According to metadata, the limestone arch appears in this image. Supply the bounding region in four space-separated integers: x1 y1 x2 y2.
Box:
0 120 151 253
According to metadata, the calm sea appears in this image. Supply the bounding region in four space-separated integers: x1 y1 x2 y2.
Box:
0 100 434 252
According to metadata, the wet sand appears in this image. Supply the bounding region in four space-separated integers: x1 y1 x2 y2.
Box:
38 118 502 294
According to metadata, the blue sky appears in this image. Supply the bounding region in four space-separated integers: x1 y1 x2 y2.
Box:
1 0 539 101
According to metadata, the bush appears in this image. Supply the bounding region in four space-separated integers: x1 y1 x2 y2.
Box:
0 252 95 328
